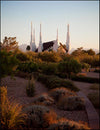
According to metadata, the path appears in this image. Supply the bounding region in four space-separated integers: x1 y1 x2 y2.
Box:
74 80 99 130
77 91 99 130
86 72 99 79
73 81 97 96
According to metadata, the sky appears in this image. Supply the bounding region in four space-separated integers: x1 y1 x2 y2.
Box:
1 1 99 50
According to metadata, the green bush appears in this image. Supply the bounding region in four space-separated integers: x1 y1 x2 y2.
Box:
39 62 58 75
16 52 29 61
71 75 99 83
0 50 19 78
79 55 99 67
17 62 39 73
37 74 79 91
38 51 62 62
58 96 85 110
26 76 35 97
58 58 81 78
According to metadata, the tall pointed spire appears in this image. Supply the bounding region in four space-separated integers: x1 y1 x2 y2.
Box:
30 21 33 51
38 23 43 52
31 21 33 43
57 28 58 41
33 28 35 43
39 23 42 44
66 24 70 53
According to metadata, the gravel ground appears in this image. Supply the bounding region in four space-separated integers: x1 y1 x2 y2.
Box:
1 76 89 125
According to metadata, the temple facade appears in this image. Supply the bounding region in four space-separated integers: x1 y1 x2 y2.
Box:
30 22 70 53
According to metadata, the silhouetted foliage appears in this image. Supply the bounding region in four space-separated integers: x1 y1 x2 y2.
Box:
26 45 30 51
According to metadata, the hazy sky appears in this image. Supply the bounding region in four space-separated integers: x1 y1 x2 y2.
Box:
1 1 99 50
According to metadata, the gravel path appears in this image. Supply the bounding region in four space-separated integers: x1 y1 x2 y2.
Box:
1 76 89 124
86 72 99 79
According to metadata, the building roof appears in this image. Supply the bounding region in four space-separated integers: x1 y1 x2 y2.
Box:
42 41 55 51
35 40 55 52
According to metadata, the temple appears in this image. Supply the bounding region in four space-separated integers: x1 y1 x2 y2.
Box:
30 22 70 53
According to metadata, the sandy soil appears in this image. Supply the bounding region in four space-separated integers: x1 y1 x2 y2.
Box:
1 76 89 124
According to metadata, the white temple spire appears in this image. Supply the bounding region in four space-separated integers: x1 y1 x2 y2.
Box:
57 28 58 42
38 23 43 52
33 28 35 43
39 23 42 44
31 22 33 43
66 24 70 53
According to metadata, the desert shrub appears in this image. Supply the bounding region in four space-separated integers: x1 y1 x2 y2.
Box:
81 63 91 72
17 62 39 73
89 84 99 90
33 93 54 105
88 91 99 108
58 58 81 78
79 55 99 67
16 52 29 61
49 87 76 101
0 50 19 78
38 51 62 62
37 74 79 91
23 104 50 128
71 75 99 83
58 96 85 110
0 86 26 129
39 62 58 75
26 76 35 97
48 118 90 130
26 51 38 61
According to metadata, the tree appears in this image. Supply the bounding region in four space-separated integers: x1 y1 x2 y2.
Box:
71 47 85 56
1 37 18 52
26 45 30 51
86 49 95 55
58 58 81 79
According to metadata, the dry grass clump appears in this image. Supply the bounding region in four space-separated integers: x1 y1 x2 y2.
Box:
43 112 90 130
89 84 99 90
33 93 54 106
49 87 76 101
0 86 26 130
58 96 85 110
23 104 50 128
26 76 35 97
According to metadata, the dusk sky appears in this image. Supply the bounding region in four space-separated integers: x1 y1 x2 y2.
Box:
1 1 99 50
